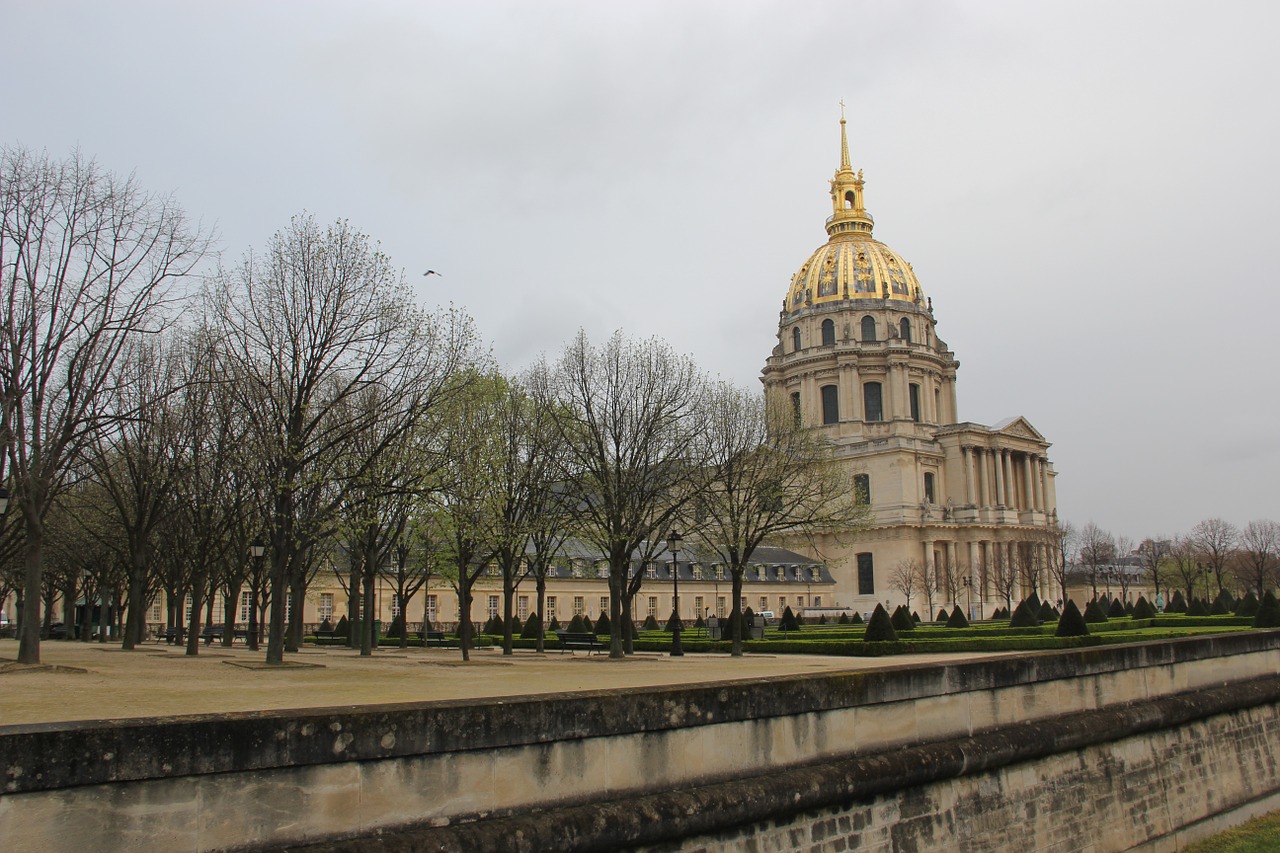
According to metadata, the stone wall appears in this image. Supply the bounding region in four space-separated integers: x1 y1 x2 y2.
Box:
1 632 1278 852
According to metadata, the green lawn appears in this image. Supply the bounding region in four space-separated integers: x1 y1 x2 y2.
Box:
1185 810 1280 852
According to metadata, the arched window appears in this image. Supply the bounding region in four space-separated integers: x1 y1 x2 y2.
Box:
909 383 921 423
792 327 801 352
853 474 871 505
857 552 874 595
821 318 835 346
900 318 911 342
820 384 839 425
790 391 801 426
844 190 855 210
863 382 883 422
924 472 935 503
861 316 877 342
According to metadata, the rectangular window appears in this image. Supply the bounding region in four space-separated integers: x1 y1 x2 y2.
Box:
716 565 725 580
149 599 163 623
518 595 529 620
780 596 787 610
717 596 726 617
693 564 703 580
546 596 557 621
924 472 935 503
646 563 657 579
759 596 768 611
317 592 333 623
909 383 921 422
857 553 875 595
573 596 584 616
647 596 658 617
854 473 871 505
600 596 609 616
821 384 839 425
863 382 883 422
391 594 402 618
487 595 499 619
694 595 704 618
814 596 822 607
425 595 438 623
740 596 747 612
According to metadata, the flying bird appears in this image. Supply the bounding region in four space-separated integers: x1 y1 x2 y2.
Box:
422 270 441 277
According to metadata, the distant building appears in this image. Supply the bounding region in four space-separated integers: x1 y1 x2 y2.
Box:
761 114 1061 613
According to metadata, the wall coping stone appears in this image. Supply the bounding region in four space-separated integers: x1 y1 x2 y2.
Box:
2 630 1276 795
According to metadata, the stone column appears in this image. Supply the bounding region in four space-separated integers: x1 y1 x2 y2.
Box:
1037 456 1049 512
1023 453 1034 511
978 449 990 508
843 365 862 422
963 446 976 505
993 448 1006 507
969 541 982 613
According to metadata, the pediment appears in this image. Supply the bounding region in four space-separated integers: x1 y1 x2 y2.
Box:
991 416 1046 442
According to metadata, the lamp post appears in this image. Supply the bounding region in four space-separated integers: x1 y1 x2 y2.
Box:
668 529 683 657
962 575 972 620
249 538 266 651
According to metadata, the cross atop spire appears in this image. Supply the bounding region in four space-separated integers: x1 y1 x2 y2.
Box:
827 108 874 240
839 103 851 171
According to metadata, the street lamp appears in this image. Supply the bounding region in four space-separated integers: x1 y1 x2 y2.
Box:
249 538 266 650
961 575 972 620
668 529 683 657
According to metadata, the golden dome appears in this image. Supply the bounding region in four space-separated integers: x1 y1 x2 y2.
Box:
784 113 925 312
785 239 924 310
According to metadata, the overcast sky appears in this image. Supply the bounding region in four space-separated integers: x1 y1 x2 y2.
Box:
4 0 1277 544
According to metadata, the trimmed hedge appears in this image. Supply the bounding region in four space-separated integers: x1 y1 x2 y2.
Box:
1083 600 1109 623
1009 599 1039 628
945 605 970 629
891 606 915 633
1055 599 1089 637
863 603 898 642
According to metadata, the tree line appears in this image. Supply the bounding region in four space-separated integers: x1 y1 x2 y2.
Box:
0 147 865 665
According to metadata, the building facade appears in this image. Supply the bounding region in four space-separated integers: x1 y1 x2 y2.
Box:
761 115 1060 616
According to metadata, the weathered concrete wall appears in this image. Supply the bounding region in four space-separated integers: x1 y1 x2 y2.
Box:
1 632 1278 852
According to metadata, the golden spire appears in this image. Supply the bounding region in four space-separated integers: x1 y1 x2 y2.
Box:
840 99 851 171
827 104 874 241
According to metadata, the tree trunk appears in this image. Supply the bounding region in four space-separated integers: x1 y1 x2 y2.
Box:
360 570 375 657
458 585 473 662
186 573 205 656
535 576 547 653
608 572 624 659
730 570 745 657
502 573 515 656
18 527 43 664
287 576 306 653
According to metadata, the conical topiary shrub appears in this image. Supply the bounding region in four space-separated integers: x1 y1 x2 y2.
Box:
1168 590 1188 613
663 611 682 631
521 611 543 639
594 612 611 635
1132 596 1156 620
863 603 898 642
945 605 969 628
335 614 349 640
936 609 949 623
1083 599 1109 623
695 614 705 629
566 614 585 633
1026 592 1042 614
508 615 524 636
1253 591 1280 628
850 611 863 624
1010 598 1040 628
1038 600 1058 622
483 615 502 635
891 605 915 633
1124 600 1135 617
779 606 800 631
837 612 850 625
912 611 922 623
1210 590 1233 615
1056 599 1089 637
1187 598 1211 617
548 617 561 631
643 614 659 630
1237 592 1260 618
1108 598 1127 619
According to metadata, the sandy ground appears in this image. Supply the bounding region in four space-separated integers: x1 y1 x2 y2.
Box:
0 638 1007 727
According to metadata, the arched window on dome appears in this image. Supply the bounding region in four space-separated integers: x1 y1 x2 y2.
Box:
821 318 835 346
863 382 883 422
844 190 855 210
900 318 911 342
820 384 839 425
861 316 877 342
792 327 801 352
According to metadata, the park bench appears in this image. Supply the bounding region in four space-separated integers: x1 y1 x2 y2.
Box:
201 625 250 645
555 630 604 655
314 628 337 641
411 629 449 647
162 627 184 644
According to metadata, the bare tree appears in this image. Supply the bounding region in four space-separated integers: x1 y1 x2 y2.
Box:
688 383 867 655
1236 519 1278 598
1169 535 1205 603
1077 522 1114 600
915 558 938 621
1113 535 1135 603
1049 521 1076 606
0 148 208 663
889 560 917 613
213 215 480 664
530 330 707 659
989 544 1017 613
1136 537 1172 604
1188 518 1238 596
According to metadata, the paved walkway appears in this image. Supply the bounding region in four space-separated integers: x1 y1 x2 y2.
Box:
0 638 1005 727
